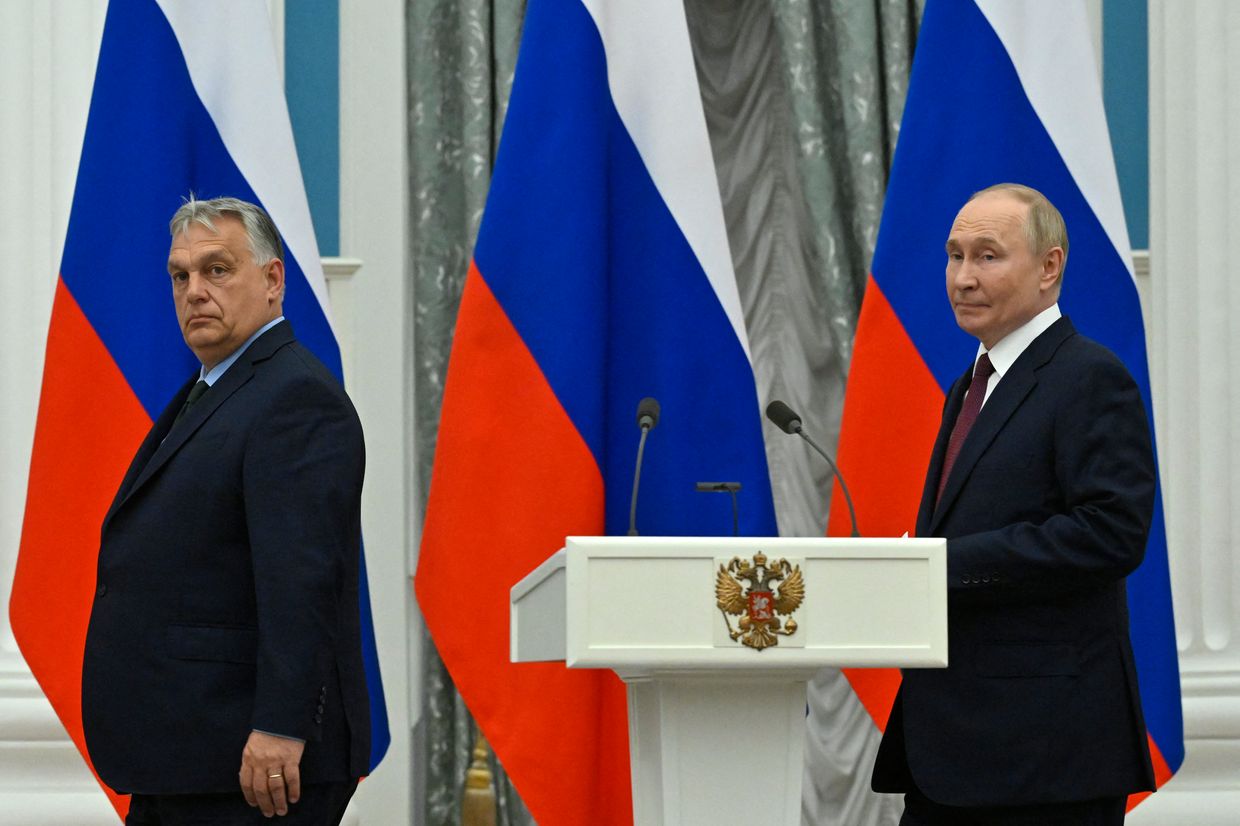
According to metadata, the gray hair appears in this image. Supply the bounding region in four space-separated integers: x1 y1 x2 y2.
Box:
169 196 284 266
969 183 1069 284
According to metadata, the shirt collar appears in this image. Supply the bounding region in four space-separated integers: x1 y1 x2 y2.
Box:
200 316 285 386
976 303 1061 379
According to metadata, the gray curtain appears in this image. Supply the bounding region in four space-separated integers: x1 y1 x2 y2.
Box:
407 1 530 824
685 2 919 824
409 1 920 823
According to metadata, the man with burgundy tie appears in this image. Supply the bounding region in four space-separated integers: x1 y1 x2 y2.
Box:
871 184 1157 825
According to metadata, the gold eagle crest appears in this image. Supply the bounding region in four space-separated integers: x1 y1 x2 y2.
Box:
715 551 804 651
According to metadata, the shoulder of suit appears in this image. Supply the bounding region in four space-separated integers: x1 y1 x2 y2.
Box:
259 338 340 382
241 338 353 416
1042 324 1137 384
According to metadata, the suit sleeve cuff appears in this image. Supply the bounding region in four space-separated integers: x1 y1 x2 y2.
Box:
252 728 306 744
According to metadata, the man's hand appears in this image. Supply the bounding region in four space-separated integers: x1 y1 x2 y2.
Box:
240 730 305 817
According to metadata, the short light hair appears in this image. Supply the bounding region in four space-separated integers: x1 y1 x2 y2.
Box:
169 195 284 266
970 183 1069 283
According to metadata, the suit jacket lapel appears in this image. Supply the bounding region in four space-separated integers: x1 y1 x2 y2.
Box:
927 316 1077 535
102 376 196 532
128 358 257 497
103 321 296 525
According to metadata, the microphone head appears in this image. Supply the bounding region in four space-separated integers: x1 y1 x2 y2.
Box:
765 400 802 434
636 396 661 430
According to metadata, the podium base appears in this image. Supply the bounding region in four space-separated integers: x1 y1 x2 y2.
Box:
623 673 812 826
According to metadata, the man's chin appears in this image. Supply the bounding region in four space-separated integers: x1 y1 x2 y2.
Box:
183 331 218 347
182 331 224 362
953 312 981 335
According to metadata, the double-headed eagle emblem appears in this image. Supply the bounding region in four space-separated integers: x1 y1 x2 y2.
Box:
715 551 804 651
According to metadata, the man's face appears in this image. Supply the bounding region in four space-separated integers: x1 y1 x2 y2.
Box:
167 216 284 369
944 192 1063 349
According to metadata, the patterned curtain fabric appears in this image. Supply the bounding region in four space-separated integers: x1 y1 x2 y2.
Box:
409 0 920 823
408 1 530 824
685 2 920 824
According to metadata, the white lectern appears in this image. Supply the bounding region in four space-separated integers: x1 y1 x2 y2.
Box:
511 536 947 826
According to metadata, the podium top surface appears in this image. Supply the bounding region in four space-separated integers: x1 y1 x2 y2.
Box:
511 536 947 676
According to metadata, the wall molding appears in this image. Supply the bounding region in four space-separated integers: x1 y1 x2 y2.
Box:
322 256 363 281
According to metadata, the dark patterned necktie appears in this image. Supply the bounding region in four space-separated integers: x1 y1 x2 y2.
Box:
936 353 995 503
172 380 209 427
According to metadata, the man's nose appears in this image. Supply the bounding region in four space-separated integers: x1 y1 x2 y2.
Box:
185 271 209 300
951 260 979 290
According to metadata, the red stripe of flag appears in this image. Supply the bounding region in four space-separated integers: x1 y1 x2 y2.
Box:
830 276 944 730
10 280 152 818
415 264 632 825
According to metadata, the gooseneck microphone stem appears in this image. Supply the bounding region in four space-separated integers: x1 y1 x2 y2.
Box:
695 482 742 536
628 425 651 536
628 397 661 536
793 426 860 538
765 399 860 537
729 489 738 537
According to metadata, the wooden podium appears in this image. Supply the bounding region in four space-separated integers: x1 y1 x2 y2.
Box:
511 536 947 826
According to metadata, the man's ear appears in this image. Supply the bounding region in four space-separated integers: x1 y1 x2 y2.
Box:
265 258 286 303
1040 246 1065 294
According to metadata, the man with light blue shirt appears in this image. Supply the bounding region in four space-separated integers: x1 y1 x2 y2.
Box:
83 197 370 825
872 184 1157 825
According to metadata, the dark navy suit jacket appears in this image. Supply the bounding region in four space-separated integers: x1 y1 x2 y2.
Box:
872 316 1156 807
82 321 370 795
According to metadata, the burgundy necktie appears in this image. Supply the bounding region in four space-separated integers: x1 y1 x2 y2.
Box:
936 353 995 503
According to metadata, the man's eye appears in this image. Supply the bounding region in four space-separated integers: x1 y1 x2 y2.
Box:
210 265 228 276
171 272 188 283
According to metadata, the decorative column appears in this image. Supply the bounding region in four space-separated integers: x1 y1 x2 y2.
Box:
338 0 416 823
1137 1 1240 821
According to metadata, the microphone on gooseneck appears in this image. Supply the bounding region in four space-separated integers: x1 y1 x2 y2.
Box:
765 400 860 537
628 397 661 536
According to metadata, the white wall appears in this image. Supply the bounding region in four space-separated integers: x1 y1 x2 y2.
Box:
1128 1 1240 821
337 0 417 823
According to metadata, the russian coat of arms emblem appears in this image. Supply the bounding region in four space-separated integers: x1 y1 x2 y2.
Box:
715 551 804 651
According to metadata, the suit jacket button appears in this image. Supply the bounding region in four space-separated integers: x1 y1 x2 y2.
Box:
317 704 325 714
981 575 990 584
314 714 323 724
96 583 108 597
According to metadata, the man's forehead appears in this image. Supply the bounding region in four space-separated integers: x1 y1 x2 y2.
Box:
169 220 245 255
949 195 1027 240
168 240 246 276
168 235 233 256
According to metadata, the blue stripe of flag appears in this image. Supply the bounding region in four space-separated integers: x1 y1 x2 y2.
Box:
61 0 340 417
474 0 778 539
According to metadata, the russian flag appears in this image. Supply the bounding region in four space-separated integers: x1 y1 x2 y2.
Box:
8 1 389 817
830 0 1183 806
414 0 779 821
